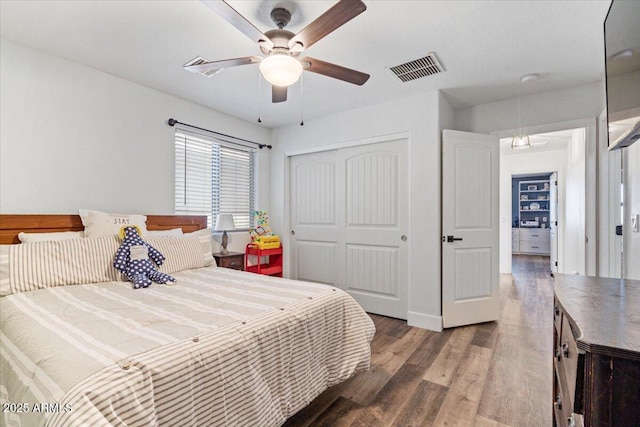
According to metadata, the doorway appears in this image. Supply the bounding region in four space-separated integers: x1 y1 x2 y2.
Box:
498 124 592 276
511 172 555 271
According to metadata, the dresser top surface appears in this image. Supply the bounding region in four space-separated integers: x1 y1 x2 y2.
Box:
555 274 640 357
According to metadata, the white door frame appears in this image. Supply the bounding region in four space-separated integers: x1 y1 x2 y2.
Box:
283 132 410 279
507 169 564 275
597 108 624 278
493 118 597 275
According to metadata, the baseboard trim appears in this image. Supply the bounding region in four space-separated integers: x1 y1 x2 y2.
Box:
407 311 443 332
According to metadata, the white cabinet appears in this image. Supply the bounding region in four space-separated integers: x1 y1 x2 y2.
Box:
512 228 520 253
519 228 550 255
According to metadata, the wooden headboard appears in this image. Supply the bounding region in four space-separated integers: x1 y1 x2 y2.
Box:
0 215 208 244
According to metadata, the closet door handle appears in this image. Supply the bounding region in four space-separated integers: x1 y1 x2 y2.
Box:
446 236 463 243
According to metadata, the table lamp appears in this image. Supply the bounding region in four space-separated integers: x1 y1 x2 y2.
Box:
214 213 235 255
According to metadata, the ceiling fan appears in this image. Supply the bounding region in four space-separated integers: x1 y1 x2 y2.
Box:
184 0 370 103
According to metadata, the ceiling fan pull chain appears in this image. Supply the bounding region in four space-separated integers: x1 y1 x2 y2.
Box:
300 73 304 126
257 71 262 123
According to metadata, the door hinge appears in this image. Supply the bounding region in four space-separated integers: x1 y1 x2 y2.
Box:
555 261 558 266
555 180 558 186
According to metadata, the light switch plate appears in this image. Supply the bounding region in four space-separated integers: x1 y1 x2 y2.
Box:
632 214 639 233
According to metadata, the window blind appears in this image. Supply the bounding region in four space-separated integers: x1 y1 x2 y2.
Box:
175 128 255 229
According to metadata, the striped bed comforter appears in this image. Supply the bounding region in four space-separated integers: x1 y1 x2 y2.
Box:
0 266 375 427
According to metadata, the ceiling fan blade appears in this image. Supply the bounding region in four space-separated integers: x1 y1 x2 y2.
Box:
184 56 262 75
200 0 274 50
272 85 287 103
288 0 366 51
301 57 370 86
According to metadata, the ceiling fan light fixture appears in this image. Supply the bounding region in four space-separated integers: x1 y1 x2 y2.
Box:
259 53 303 87
511 135 532 150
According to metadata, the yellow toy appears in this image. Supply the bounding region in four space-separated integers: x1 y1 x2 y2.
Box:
249 210 280 248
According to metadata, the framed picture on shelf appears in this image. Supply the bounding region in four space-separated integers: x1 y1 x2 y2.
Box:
528 185 537 191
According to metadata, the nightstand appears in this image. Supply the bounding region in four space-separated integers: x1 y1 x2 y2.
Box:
213 252 245 271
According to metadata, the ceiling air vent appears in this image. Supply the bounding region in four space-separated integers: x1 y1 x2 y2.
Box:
388 53 444 82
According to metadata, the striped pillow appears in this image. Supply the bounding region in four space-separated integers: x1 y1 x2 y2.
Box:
4 236 123 295
146 230 215 274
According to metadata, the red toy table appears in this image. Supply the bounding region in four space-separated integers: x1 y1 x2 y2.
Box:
245 244 283 277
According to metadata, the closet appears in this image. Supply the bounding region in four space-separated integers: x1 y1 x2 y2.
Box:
513 175 552 256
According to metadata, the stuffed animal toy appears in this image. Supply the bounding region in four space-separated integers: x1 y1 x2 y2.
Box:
113 225 176 289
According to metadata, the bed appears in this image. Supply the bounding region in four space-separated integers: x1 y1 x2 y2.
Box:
0 214 375 427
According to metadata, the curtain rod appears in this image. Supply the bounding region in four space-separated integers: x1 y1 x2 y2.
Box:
167 118 272 149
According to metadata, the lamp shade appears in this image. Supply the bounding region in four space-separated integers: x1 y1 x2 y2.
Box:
259 53 303 87
214 213 235 231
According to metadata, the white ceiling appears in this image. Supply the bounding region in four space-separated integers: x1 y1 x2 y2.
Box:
0 0 611 128
500 128 575 156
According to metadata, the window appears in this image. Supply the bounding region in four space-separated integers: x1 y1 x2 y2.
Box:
175 128 255 230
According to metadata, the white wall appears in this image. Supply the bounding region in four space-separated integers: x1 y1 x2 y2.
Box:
0 39 270 253
455 82 603 134
564 128 587 275
500 150 568 274
270 91 449 331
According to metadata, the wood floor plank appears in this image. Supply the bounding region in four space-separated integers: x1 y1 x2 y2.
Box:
282 381 349 427
308 397 362 427
422 325 476 387
471 321 499 349
405 328 453 368
391 380 448 427
338 364 392 407
430 344 493 426
377 327 432 375
349 363 426 427
474 415 513 427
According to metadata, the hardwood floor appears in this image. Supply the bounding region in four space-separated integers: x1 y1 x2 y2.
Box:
284 255 552 427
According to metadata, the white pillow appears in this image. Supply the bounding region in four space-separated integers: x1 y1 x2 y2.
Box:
147 228 184 236
4 236 123 295
18 231 85 243
80 209 148 238
185 228 214 264
0 245 10 297
146 228 215 273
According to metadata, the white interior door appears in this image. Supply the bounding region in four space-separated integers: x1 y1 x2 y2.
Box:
442 130 500 328
549 172 559 275
289 150 339 285
289 139 409 319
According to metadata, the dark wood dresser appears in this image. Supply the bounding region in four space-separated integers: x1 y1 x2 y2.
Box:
553 274 640 427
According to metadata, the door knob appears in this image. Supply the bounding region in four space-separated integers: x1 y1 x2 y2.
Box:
291 230 296 236
446 236 463 243
401 235 407 241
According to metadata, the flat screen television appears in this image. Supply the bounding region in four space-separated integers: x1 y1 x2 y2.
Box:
604 0 640 150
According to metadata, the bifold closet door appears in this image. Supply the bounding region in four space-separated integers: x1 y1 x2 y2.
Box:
289 139 409 319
